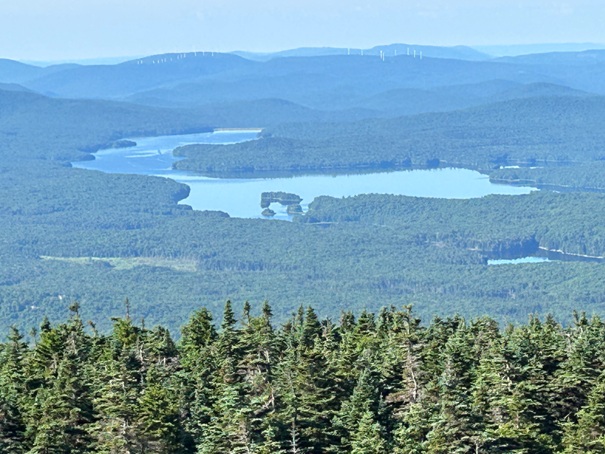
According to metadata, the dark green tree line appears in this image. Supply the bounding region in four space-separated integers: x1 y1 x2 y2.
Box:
2 301 605 452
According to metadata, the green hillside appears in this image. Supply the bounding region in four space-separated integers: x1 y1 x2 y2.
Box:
174 95 605 176
3 49 605 336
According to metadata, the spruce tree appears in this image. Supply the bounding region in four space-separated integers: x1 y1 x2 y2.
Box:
88 353 141 453
350 410 388 454
332 368 386 452
562 371 605 453
196 301 256 453
178 307 218 449
424 321 480 453
0 327 28 452
26 306 95 453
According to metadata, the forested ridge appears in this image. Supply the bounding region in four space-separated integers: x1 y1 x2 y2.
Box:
173 96 605 177
2 302 605 452
5 87 605 334
5 47 605 452
490 162 605 192
300 191 605 257
4 49 605 344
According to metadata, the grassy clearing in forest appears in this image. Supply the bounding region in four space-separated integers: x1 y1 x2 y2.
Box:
40 255 197 272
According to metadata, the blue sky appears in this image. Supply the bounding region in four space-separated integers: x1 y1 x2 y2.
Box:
2 0 604 61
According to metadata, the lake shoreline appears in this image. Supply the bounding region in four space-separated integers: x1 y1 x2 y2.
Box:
486 246 605 265
72 131 536 219
213 127 264 133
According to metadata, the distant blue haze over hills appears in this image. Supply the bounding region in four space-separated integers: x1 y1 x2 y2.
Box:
0 43 604 109
232 43 490 61
4 37 605 333
475 42 605 57
9 42 605 67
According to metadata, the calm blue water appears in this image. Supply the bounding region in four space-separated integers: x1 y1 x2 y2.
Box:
488 257 551 265
73 131 535 219
74 131 262 176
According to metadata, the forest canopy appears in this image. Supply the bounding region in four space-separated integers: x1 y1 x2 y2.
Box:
2 303 605 453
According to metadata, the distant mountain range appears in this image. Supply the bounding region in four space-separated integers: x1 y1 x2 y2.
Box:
0 43 604 124
233 43 490 61
475 43 605 57
4 42 605 335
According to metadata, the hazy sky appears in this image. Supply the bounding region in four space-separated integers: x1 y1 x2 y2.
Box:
1 0 604 61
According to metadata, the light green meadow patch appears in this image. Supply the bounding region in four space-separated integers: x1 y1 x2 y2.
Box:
40 256 197 272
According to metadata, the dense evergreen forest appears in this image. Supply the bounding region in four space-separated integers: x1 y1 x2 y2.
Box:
490 162 605 192
3 46 605 336
173 96 605 177
2 302 605 453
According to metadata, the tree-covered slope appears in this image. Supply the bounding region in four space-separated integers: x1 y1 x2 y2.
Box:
126 54 562 110
490 159 605 193
2 304 605 452
174 95 605 176
0 89 214 161
4 53 605 338
0 58 44 83
23 53 257 99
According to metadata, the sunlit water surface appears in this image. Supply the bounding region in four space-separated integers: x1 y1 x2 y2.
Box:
73 130 535 220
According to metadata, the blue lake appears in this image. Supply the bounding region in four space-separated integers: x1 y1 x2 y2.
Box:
488 256 551 265
72 130 535 219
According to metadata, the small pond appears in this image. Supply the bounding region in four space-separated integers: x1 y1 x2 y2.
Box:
487 248 604 265
488 256 551 265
